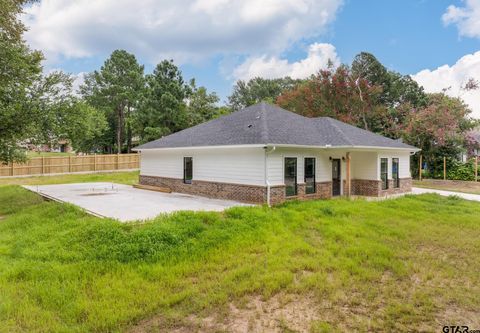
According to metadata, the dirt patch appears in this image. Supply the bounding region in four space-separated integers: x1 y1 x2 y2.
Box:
130 293 324 333
0 215 5 221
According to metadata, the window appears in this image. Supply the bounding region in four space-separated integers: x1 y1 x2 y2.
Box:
183 157 192 184
380 158 388 190
284 157 297 196
304 157 316 194
392 158 399 188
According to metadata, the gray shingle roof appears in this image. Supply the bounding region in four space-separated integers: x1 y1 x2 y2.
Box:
134 102 418 150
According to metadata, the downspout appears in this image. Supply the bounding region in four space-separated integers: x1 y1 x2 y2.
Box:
264 145 276 207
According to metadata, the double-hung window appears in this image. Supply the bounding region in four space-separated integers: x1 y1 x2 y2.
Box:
392 158 399 188
304 158 316 194
380 158 388 190
183 157 192 184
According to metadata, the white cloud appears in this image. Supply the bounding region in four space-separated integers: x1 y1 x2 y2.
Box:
22 0 343 64
232 43 340 81
443 0 480 38
412 51 480 119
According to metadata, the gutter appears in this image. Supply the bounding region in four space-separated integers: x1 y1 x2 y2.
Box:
264 145 276 207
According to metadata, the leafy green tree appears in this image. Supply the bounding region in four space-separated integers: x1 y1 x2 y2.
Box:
186 79 226 127
65 102 108 153
81 50 144 153
352 52 427 108
0 0 43 162
136 60 190 143
25 71 107 153
228 77 301 111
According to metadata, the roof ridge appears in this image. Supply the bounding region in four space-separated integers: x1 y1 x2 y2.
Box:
322 117 354 146
259 102 269 144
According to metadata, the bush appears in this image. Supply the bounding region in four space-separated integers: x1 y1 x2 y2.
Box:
446 159 477 181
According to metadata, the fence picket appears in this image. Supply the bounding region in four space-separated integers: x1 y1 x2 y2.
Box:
0 153 139 177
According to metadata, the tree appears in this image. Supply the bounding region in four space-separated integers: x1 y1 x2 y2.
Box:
81 50 144 153
351 52 427 108
136 60 190 143
0 0 44 162
228 77 301 111
65 102 108 153
24 71 108 153
185 79 227 127
399 93 476 177
276 65 384 131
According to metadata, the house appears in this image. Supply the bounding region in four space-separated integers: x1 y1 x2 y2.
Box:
133 102 420 205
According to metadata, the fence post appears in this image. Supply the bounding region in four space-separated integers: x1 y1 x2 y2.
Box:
10 162 14 176
418 155 422 181
475 156 478 182
443 156 446 180
94 154 97 172
69 156 72 173
116 154 119 170
42 156 45 174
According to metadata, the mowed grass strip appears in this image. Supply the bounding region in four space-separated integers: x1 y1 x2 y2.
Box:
0 171 139 187
0 185 479 332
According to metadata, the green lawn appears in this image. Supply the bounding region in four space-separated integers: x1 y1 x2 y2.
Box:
0 174 479 332
0 171 139 186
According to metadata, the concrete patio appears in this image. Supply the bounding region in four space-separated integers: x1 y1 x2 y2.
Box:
23 182 251 222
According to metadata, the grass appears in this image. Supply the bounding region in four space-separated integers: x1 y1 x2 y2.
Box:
414 179 480 195
0 174 479 331
0 171 139 186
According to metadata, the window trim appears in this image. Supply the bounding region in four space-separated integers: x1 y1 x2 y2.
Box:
392 158 400 188
304 157 316 194
183 157 193 184
380 158 388 190
284 157 298 197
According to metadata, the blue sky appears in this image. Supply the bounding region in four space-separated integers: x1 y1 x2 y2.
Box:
22 0 480 116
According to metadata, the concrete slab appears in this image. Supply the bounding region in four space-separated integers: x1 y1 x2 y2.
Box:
23 182 252 222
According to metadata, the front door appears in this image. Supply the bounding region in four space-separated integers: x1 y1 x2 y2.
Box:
332 159 341 196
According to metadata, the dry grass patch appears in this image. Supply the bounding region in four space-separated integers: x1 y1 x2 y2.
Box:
414 179 480 195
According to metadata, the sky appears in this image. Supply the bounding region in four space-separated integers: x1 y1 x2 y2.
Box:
21 0 480 117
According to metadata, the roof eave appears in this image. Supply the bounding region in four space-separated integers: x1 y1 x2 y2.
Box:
133 143 420 152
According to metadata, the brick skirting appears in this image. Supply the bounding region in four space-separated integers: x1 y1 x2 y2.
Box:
351 178 412 197
139 175 411 204
140 175 268 204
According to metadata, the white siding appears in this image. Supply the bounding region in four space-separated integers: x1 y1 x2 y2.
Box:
140 147 266 186
350 151 378 180
267 148 346 186
266 148 411 190
140 147 412 189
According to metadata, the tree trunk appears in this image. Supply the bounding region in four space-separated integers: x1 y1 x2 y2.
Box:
126 106 132 153
116 104 124 154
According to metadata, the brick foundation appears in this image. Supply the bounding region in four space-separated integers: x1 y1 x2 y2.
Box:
140 175 267 204
139 175 411 204
351 178 412 197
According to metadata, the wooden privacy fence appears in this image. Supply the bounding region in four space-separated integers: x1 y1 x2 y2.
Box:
0 153 139 177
